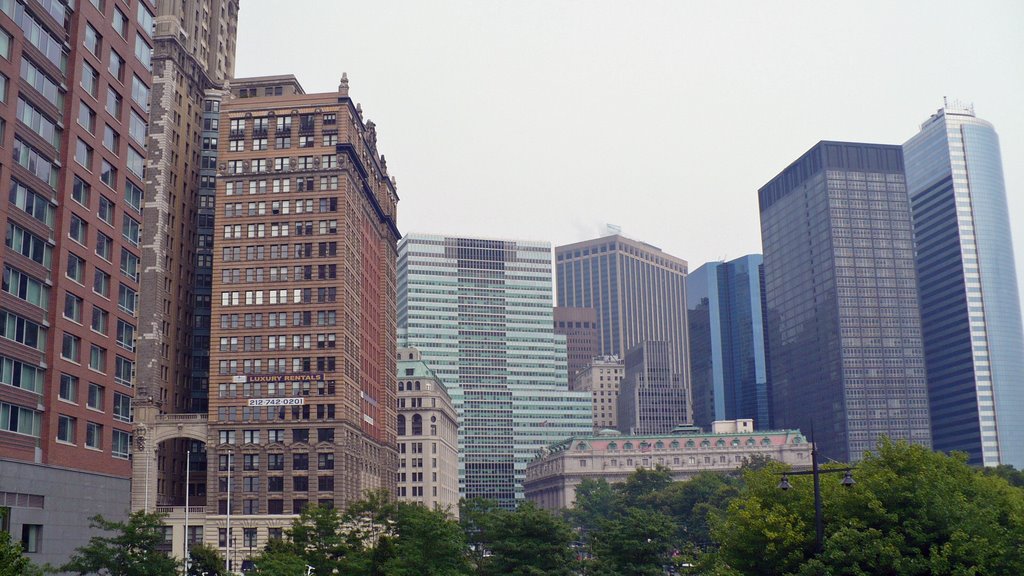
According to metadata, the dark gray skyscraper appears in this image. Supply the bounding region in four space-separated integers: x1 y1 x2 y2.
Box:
555 235 691 423
687 255 771 430
904 104 1024 468
759 141 931 462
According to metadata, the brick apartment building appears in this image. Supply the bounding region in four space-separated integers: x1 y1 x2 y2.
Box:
0 0 154 565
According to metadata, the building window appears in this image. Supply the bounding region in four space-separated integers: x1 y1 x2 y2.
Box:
87 382 104 411
90 306 108 335
59 374 79 403
89 345 107 373
317 453 334 470
81 62 99 97
57 415 76 443
85 421 103 449
112 429 130 459
21 525 42 553
61 333 81 362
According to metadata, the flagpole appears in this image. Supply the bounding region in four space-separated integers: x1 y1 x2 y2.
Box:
184 449 191 571
225 451 232 574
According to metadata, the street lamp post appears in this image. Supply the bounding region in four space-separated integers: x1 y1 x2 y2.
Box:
777 437 855 553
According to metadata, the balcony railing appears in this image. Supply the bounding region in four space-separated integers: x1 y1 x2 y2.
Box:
155 413 209 422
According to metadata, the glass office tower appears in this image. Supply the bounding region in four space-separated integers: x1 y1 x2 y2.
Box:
687 255 771 430
398 234 592 507
759 141 931 462
903 104 1024 468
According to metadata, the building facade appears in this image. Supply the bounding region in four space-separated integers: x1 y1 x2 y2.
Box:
524 420 810 510
687 255 771 430
0 0 158 563
903 104 1024 468
199 74 400 562
555 235 691 422
759 141 931 462
553 307 598 387
572 355 624 431
617 341 687 434
398 234 592 508
396 348 459 517
130 0 239 515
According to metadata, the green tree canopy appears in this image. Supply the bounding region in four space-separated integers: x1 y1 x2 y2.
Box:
711 439 1024 575
0 508 33 576
586 507 676 576
61 511 177 576
463 500 577 576
377 502 470 576
187 542 225 576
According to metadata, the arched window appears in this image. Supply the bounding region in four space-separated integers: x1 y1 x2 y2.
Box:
655 441 665 450
670 440 680 449
398 381 405 391
761 437 773 446
701 440 711 449
397 414 406 436
408 352 414 359
412 414 423 435
414 381 421 391
716 439 726 447
623 442 634 450
608 442 618 451
686 440 695 449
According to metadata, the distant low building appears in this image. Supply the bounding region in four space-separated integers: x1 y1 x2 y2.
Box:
554 307 600 387
572 356 624 431
524 419 810 510
617 341 687 435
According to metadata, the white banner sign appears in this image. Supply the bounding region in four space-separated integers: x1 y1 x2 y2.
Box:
247 398 305 407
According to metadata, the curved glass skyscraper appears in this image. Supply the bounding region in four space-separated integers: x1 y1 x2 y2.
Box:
904 104 1024 468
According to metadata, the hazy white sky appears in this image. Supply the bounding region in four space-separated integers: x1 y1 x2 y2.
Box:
236 0 1024 293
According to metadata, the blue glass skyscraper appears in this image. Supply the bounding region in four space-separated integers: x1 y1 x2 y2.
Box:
687 255 771 430
397 234 592 507
903 104 1024 468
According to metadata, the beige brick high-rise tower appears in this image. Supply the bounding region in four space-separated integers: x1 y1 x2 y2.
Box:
131 0 239 516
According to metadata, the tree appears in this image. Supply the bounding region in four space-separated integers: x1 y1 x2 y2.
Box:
251 538 307 576
460 498 503 571
616 465 673 504
285 504 353 576
186 542 225 576
586 507 676 576
464 500 577 576
1 508 33 576
710 439 1024 575
61 511 177 576
378 503 470 576
648 471 741 550
567 479 619 536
